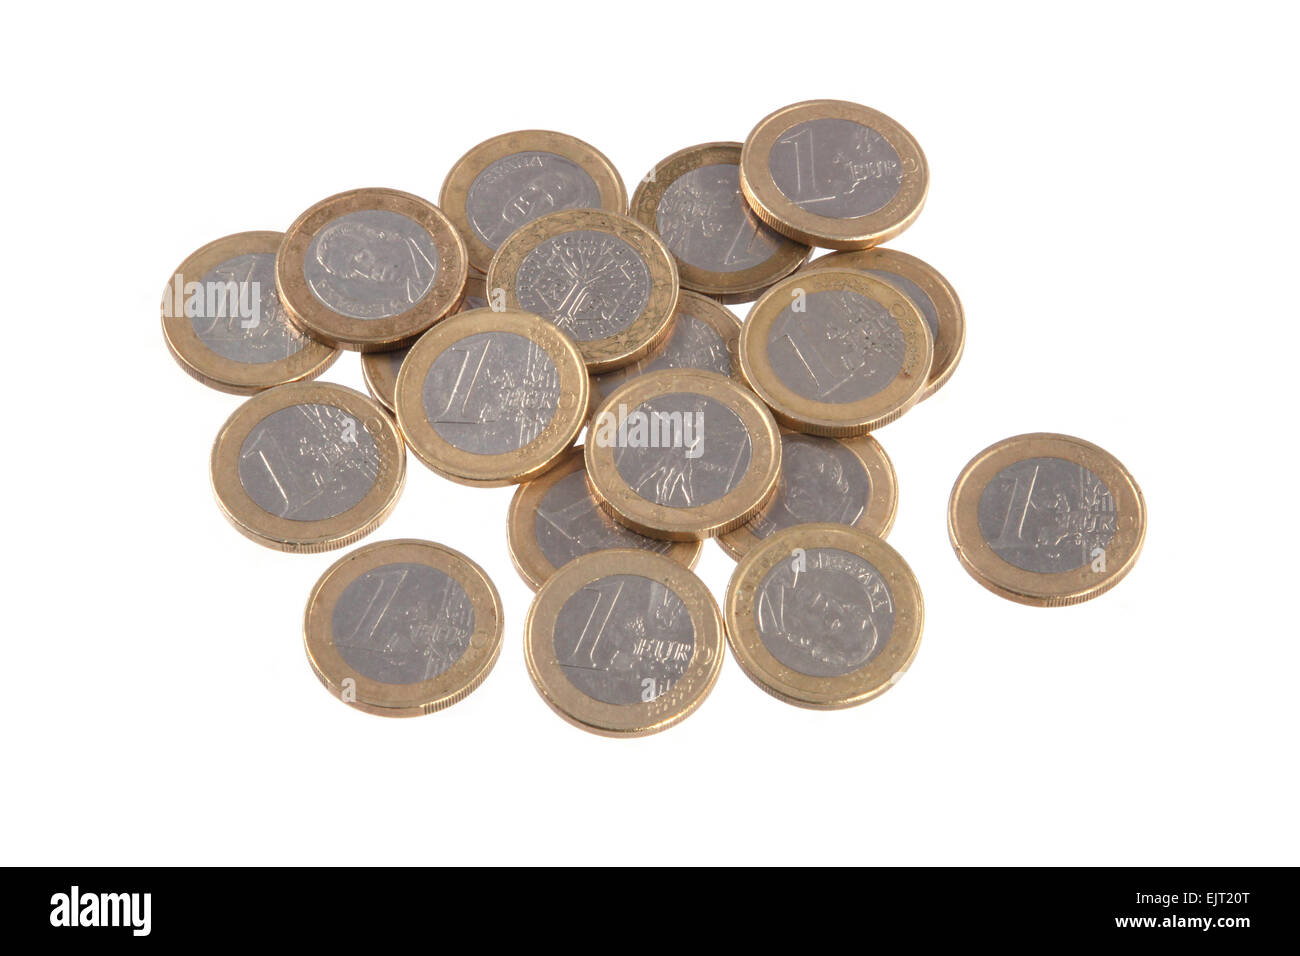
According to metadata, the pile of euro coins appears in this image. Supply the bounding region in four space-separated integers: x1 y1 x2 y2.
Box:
163 99 1146 735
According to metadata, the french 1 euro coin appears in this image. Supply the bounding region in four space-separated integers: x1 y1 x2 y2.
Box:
161 231 339 394
590 290 741 402
507 447 702 590
276 187 468 352
210 382 405 553
948 433 1146 606
585 369 781 540
360 274 488 413
717 432 897 560
802 247 964 399
630 142 809 302
725 523 923 709
394 308 589 486
740 99 928 249
304 539 503 717
485 208 679 373
524 549 723 736
739 269 932 436
440 129 627 275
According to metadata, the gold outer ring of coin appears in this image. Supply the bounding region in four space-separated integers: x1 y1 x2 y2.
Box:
716 430 898 561
440 129 628 275
485 208 679 373
948 433 1147 607
585 369 782 541
739 99 929 249
210 382 406 553
802 247 964 400
360 274 487 413
161 231 340 394
303 538 503 717
523 549 724 737
629 141 810 303
506 447 703 591
738 269 933 436
275 187 468 352
394 308 589 487
724 523 924 709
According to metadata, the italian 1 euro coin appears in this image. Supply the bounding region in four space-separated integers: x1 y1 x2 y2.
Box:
524 549 724 736
725 523 923 709
210 382 406 553
948 433 1146 606
304 539 503 717
394 308 589 486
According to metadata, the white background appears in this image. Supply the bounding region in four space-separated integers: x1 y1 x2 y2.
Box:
3 2 1295 866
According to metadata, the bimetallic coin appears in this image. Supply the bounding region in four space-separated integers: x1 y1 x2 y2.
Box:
524 549 724 736
304 539 503 717
440 130 627 274
210 382 405 552
585 369 781 540
739 269 933 436
485 208 679 373
630 142 809 302
394 308 589 486
361 274 489 412
740 100 928 249
276 188 468 352
948 433 1146 606
590 291 742 401
803 247 964 399
718 432 897 560
161 232 339 394
507 448 702 590
725 523 923 709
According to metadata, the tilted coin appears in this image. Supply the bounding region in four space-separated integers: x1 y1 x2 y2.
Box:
360 274 489 413
485 208 679 373
210 382 406 553
717 431 897 560
161 231 339 394
724 523 923 709
523 549 724 736
303 538 503 717
802 247 964 400
507 447 702 590
948 433 1146 606
590 290 741 402
630 142 809 302
394 308 589 487
739 269 933 436
276 187 468 352
440 129 627 274
740 99 928 249
585 369 781 540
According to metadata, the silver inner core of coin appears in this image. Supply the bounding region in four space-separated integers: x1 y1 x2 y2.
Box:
748 434 870 539
331 562 475 684
514 229 651 342
611 392 752 508
656 163 781 272
865 268 939 342
593 312 731 398
767 289 905 403
466 150 602 248
422 330 560 455
553 573 695 705
304 209 439 320
755 546 894 678
237 403 379 521
192 253 308 364
534 469 673 570
977 457 1118 574
384 295 489 380
768 117 902 219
